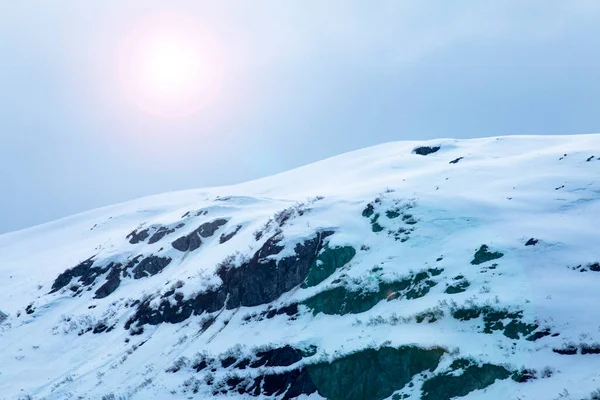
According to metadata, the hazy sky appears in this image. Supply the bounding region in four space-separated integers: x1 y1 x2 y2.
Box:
2 1 600 234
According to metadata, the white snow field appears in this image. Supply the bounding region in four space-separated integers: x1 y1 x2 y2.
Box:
1 134 600 400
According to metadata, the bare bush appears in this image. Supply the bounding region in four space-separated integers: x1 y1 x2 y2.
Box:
541 365 555 378
183 377 202 394
588 389 600 400
166 356 189 373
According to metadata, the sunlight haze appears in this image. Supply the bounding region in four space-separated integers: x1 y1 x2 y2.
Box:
1 1 600 233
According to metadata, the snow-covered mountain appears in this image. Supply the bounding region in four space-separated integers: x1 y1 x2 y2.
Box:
2 135 600 400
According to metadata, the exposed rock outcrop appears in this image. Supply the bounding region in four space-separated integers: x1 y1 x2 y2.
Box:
126 231 333 329
172 219 228 252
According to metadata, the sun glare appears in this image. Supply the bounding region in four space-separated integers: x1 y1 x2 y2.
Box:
119 13 222 118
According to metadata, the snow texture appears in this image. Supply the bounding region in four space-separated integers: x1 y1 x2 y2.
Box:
1 134 600 399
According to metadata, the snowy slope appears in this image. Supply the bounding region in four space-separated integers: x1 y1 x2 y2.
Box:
1 134 600 400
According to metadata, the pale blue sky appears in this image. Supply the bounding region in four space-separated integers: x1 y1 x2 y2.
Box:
2 1 600 233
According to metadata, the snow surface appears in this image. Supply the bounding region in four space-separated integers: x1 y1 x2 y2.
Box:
1 134 600 399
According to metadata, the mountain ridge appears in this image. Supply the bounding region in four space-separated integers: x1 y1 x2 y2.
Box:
1 134 600 400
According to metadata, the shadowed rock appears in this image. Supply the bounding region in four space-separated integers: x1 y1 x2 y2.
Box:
220 225 242 244
126 230 333 330
148 223 184 244
131 256 172 279
250 346 303 368
413 146 441 156
94 263 123 299
222 346 445 400
525 238 538 246
126 229 150 244
302 245 356 288
470 245 504 265
49 257 105 293
197 219 228 237
303 268 437 316
219 231 332 308
422 362 511 400
172 219 228 252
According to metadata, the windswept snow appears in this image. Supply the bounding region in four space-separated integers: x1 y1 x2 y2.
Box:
1 134 600 400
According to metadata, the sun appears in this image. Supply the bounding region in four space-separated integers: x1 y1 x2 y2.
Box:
140 36 201 96
118 12 222 118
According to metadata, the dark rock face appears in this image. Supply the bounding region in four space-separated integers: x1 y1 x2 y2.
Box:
126 231 333 330
49 257 104 293
191 345 308 380
302 245 356 288
51 254 172 300
449 157 464 164
271 369 317 399
148 227 172 244
247 303 300 323
413 146 441 156
525 238 538 246
221 356 237 368
210 346 444 400
421 363 511 400
94 262 123 299
148 223 184 244
246 368 317 399
362 203 375 218
192 359 209 372
307 346 445 400
131 256 172 279
221 231 332 308
470 245 504 265
250 346 303 368
451 305 537 339
526 328 552 341
127 223 186 245
198 219 228 237
571 262 600 272
172 219 228 252
445 279 470 294
92 322 114 334
503 320 538 340
125 289 226 329
126 229 150 244
219 225 242 244
304 268 438 316
172 232 202 252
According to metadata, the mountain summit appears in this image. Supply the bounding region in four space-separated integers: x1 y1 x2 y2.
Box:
2 135 600 400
